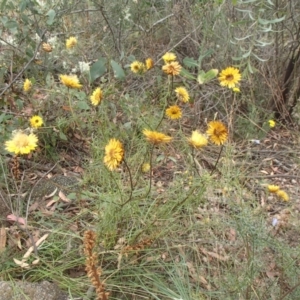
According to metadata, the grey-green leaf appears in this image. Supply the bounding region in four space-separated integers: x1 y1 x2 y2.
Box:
89 57 106 83
110 60 125 80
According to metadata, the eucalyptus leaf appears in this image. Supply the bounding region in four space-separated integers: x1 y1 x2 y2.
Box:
89 57 106 83
110 60 125 80
46 9 56 25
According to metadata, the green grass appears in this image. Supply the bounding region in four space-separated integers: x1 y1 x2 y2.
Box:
1 0 300 299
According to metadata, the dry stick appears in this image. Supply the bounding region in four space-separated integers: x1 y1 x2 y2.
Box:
99 5 121 56
0 29 47 97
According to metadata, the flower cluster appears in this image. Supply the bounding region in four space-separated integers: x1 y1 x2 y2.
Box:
267 185 289 201
130 58 154 74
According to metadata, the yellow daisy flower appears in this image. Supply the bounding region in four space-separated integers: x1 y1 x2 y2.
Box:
5 131 38 155
90 87 103 106
276 189 289 201
165 105 182 120
162 52 176 64
59 74 82 89
66 36 77 49
162 61 182 76
23 79 32 92
218 67 241 89
142 163 151 173
143 129 172 145
30 115 43 129
268 120 276 128
103 139 124 171
145 58 154 70
42 42 52 52
188 130 208 149
175 87 189 103
206 121 228 145
267 185 280 193
130 61 146 74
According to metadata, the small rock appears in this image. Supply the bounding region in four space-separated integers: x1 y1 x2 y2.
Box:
0 280 68 300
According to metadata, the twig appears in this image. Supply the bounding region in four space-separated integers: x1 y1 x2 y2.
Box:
99 5 121 56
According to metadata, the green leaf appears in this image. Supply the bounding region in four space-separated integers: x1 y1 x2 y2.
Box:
110 60 125 80
180 68 196 80
4 20 18 30
46 9 56 25
197 69 218 84
183 57 198 68
59 131 68 141
242 49 252 58
76 101 90 110
89 58 106 83
198 49 213 67
19 0 28 11
258 16 285 25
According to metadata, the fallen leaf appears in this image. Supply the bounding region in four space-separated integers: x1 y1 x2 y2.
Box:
59 191 71 203
6 214 26 225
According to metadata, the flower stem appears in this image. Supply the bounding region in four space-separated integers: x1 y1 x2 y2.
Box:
210 144 224 176
144 144 154 198
121 159 134 207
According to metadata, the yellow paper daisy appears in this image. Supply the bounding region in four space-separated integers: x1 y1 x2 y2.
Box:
145 58 154 70
175 86 189 103
165 105 182 120
103 139 124 171
60 74 82 89
143 129 172 145
90 87 103 106
5 131 38 155
66 36 77 49
267 185 280 193
188 130 208 149
268 120 276 128
206 121 228 145
276 189 289 201
23 79 32 92
30 115 43 129
162 61 182 76
130 61 146 74
142 163 151 173
218 67 241 89
162 52 176 64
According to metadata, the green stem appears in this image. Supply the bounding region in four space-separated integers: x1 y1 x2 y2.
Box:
191 147 200 177
144 144 154 198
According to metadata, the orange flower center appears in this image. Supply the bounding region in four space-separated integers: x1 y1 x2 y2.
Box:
226 74 234 81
